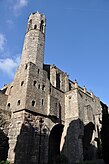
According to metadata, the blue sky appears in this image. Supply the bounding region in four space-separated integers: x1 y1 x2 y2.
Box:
0 0 109 105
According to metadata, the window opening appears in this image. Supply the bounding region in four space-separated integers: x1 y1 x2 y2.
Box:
40 20 44 32
25 64 28 69
42 85 45 91
34 25 37 29
21 81 24 86
69 83 71 90
38 69 40 74
56 73 60 89
17 100 20 106
7 103 10 107
42 99 44 106
33 81 37 86
32 100 35 107
38 84 40 89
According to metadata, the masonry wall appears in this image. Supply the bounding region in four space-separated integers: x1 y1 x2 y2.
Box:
6 66 28 112
25 62 50 115
0 91 7 110
60 88 83 163
77 89 102 160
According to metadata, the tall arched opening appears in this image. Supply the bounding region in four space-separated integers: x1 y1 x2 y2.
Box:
48 124 64 163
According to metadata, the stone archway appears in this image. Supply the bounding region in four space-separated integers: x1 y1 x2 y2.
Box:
48 124 64 164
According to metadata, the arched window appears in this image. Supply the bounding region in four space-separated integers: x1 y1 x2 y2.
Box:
34 25 37 29
33 80 37 86
42 85 45 91
7 103 10 107
40 20 44 32
32 100 35 107
17 100 20 106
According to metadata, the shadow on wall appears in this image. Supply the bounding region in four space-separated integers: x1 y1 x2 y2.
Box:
83 122 96 161
0 129 9 162
100 102 109 164
48 124 64 164
61 119 98 164
14 120 49 164
14 123 34 164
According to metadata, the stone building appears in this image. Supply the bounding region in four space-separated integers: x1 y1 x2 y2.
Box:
0 12 106 164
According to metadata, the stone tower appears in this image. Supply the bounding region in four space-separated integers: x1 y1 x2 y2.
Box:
7 12 49 164
1 11 103 164
20 12 46 70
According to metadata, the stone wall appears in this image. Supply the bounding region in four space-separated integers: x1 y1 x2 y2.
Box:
0 91 7 110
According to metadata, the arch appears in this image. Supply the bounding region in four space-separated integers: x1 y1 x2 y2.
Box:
34 24 37 29
40 20 44 32
17 100 20 106
32 100 35 107
48 124 64 164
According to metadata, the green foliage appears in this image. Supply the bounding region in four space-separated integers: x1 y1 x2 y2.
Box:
0 160 10 164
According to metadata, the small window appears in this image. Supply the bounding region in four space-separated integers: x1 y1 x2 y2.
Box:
34 25 37 29
32 100 35 107
40 20 44 32
38 69 40 74
29 19 32 24
38 84 40 89
25 64 28 69
69 83 71 90
7 103 10 107
42 85 45 91
42 99 44 106
17 100 20 106
21 81 24 86
33 81 37 86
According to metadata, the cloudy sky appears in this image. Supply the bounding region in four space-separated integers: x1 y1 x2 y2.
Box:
0 0 109 105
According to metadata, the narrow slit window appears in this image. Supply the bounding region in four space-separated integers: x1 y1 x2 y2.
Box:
38 84 40 89
21 81 24 86
25 64 28 69
38 69 40 74
42 85 45 91
42 99 44 106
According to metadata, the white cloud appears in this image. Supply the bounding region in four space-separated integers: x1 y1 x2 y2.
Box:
0 33 7 52
13 0 28 12
0 56 20 77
